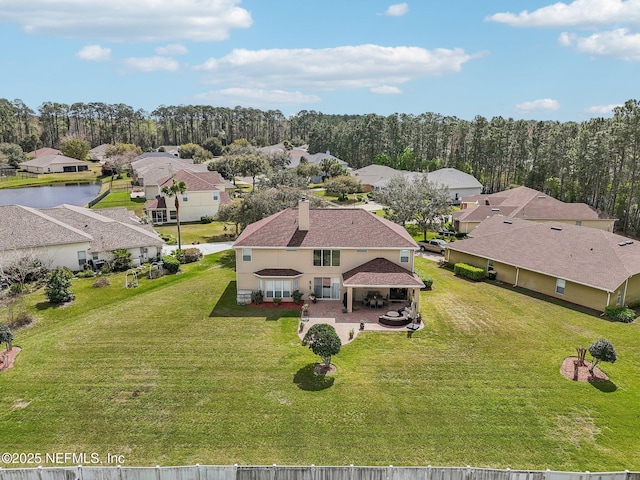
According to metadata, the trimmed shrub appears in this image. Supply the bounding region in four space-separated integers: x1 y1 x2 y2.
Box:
604 305 636 323
8 311 34 329
200 215 214 224
92 277 111 288
76 269 95 278
176 248 203 264
162 255 180 274
110 249 133 272
454 263 486 281
45 267 75 304
414 267 433 289
627 299 640 309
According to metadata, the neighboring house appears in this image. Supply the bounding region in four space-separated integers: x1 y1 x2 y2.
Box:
0 204 163 272
446 215 640 312
26 147 62 158
233 200 424 312
261 144 348 182
427 168 483 204
144 170 234 224
19 155 90 174
130 153 208 196
453 186 615 234
89 144 110 163
351 166 482 202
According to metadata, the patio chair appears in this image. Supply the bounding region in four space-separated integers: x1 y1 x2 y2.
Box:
376 298 384 309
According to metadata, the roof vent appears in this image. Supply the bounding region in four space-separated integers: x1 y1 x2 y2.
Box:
537 195 547 199
550 226 563 231
503 220 512 224
491 208 500 211
618 240 634 246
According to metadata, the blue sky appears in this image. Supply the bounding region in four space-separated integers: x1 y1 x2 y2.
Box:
0 0 639 121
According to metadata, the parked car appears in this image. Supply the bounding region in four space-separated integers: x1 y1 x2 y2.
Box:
419 239 447 254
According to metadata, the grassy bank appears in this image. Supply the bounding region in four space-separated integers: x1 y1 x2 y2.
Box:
0 256 638 469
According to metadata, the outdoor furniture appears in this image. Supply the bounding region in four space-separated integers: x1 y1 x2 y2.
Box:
386 311 400 318
376 298 384 309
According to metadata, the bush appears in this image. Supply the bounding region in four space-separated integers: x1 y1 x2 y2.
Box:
292 290 303 305
8 283 25 296
200 215 214 224
176 248 203 264
252 290 264 304
76 269 95 278
162 255 180 274
414 267 433 289
454 263 486 281
8 311 34 329
627 299 640 309
604 305 636 323
45 267 75 304
110 249 132 272
92 277 111 288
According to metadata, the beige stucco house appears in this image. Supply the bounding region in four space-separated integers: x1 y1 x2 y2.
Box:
453 186 615 234
232 200 424 312
144 170 234 224
0 204 164 273
19 154 90 174
446 215 640 311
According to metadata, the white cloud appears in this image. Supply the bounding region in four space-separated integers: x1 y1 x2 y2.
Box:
585 103 622 114
155 44 188 56
566 28 640 60
487 0 640 28
0 0 252 42
515 98 560 113
76 44 111 61
195 45 479 90
124 56 180 72
558 32 575 46
370 85 403 94
383 3 409 17
195 88 321 108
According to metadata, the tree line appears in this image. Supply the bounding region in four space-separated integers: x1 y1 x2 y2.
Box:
2 98 640 235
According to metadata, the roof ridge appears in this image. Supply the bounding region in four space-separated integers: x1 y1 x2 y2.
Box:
22 206 94 241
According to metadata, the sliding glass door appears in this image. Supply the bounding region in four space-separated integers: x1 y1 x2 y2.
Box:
313 277 340 299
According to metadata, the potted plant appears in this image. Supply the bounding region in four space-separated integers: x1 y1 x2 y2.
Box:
301 303 310 321
273 297 282 306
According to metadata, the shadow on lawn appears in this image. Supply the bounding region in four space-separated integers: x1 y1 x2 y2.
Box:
209 281 300 321
590 379 617 393
293 363 335 391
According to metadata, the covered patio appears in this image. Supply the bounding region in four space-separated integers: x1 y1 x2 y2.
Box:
342 258 425 313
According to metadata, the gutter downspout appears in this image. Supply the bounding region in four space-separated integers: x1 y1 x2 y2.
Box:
514 267 519 287
623 277 630 305
606 291 611 307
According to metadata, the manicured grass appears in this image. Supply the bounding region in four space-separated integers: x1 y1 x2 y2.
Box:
0 165 102 189
1 256 639 470
154 221 237 245
92 191 147 216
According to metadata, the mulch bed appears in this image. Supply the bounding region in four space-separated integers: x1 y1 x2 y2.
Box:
314 363 337 375
560 356 608 382
0 347 21 372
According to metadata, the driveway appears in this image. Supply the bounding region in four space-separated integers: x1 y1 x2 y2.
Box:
162 241 234 256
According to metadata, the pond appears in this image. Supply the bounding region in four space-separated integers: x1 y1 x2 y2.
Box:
0 183 102 209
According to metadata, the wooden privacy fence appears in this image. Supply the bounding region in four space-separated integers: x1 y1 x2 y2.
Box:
0 466 638 480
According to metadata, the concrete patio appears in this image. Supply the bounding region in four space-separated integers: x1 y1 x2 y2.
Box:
296 300 424 344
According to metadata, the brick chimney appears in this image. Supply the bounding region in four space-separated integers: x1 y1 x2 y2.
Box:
298 198 310 231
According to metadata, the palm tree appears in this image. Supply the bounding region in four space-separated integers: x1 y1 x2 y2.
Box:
162 179 188 251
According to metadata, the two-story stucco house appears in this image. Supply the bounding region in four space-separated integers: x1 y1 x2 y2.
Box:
145 170 234 224
232 200 424 312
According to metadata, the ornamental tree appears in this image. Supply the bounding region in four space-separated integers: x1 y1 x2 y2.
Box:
0 322 14 351
588 338 617 375
302 323 342 368
45 267 75 305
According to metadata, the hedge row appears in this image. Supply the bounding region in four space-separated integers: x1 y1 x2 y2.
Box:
453 263 486 281
604 306 636 323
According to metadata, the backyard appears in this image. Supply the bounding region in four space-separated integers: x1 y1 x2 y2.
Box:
0 255 639 470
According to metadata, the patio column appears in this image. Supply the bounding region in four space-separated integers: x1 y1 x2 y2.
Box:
412 287 420 310
346 286 353 313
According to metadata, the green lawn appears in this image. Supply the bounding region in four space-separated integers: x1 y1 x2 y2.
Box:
0 165 102 189
154 221 237 245
1 256 639 470
92 191 147 216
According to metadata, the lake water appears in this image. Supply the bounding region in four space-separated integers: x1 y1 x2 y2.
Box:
0 183 102 208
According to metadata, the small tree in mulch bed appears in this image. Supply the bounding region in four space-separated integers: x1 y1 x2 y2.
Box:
0 323 14 351
302 323 341 369
588 338 617 375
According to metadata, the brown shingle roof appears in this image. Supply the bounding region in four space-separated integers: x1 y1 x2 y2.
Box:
254 269 303 277
26 147 61 157
342 258 424 287
233 208 418 249
19 154 89 168
447 216 640 292
157 170 232 191
455 186 614 222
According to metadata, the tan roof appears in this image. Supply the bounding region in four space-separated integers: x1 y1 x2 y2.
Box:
26 147 61 157
19 154 89 168
0 205 92 250
234 208 418 249
447 216 640 292
342 258 424 288
157 170 233 191
455 186 614 222
39 205 164 254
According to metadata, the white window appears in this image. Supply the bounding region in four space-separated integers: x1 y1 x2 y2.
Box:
400 249 410 263
77 251 87 267
487 259 494 271
313 249 340 266
212 191 219 201
265 280 291 299
182 194 188 202
617 291 623 306
242 248 252 262
555 278 566 295
169 210 177 220
92 252 99 261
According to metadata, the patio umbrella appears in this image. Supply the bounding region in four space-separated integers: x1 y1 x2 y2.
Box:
408 301 420 330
